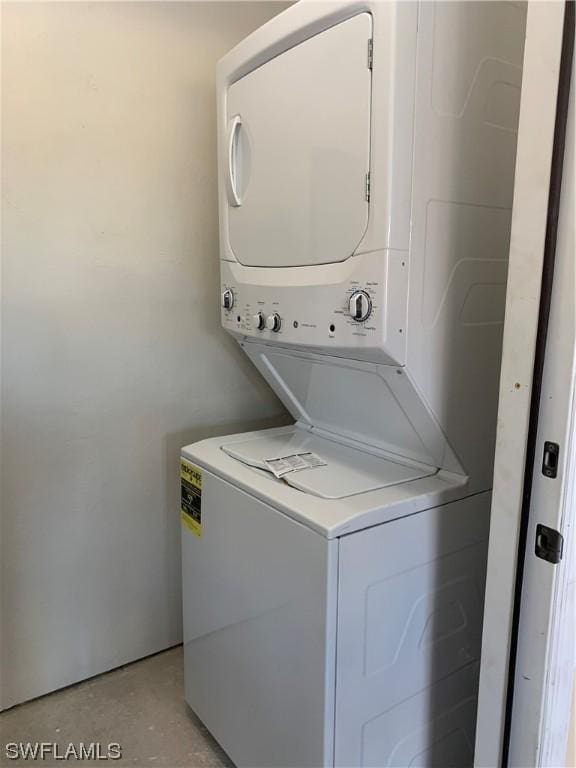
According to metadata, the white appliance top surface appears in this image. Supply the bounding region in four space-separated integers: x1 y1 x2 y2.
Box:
222 429 434 499
183 426 469 538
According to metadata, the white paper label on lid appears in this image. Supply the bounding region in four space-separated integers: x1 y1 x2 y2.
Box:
264 452 327 479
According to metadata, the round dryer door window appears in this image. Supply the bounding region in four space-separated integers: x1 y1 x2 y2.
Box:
225 13 372 268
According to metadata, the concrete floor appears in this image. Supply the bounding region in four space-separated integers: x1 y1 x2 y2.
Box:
0 647 233 767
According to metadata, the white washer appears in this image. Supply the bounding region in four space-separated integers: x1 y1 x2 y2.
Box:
182 427 488 768
182 2 527 766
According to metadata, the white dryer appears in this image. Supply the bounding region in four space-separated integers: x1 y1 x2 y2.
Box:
181 2 527 766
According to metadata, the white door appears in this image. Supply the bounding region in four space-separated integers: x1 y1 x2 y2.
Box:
506 39 575 767
226 13 372 268
475 3 575 766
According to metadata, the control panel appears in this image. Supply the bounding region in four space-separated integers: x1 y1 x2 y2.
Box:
220 249 408 365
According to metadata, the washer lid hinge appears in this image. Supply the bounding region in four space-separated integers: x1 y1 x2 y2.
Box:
365 172 371 202
367 38 373 70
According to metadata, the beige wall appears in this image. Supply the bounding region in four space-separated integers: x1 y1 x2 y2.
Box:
1 1 289 709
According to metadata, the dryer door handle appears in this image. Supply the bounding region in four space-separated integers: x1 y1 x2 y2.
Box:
226 115 243 207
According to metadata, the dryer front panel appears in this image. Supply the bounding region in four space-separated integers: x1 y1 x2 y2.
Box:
225 12 372 268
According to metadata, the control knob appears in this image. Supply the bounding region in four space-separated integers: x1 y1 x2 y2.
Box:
348 290 372 322
265 313 282 332
252 312 265 330
221 289 234 311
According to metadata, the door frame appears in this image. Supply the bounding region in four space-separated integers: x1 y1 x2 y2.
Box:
474 2 574 765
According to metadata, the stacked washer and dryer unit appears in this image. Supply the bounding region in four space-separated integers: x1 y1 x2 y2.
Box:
181 2 526 766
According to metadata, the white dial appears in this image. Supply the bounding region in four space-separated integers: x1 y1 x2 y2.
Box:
265 313 281 332
252 312 265 330
221 289 234 311
348 290 372 322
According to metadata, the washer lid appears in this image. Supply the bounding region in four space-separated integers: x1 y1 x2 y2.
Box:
221 429 436 500
242 344 465 476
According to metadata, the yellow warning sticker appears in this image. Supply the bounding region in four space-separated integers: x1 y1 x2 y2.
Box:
180 459 202 537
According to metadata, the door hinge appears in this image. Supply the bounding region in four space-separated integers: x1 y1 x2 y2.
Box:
535 524 564 564
365 172 371 202
367 39 373 70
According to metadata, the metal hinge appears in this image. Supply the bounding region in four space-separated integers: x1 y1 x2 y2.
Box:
367 38 373 69
535 524 564 564
365 172 371 202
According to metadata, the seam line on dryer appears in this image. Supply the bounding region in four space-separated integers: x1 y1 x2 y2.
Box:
221 245 410 267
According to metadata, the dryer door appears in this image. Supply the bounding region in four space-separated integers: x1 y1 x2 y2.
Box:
225 13 372 268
